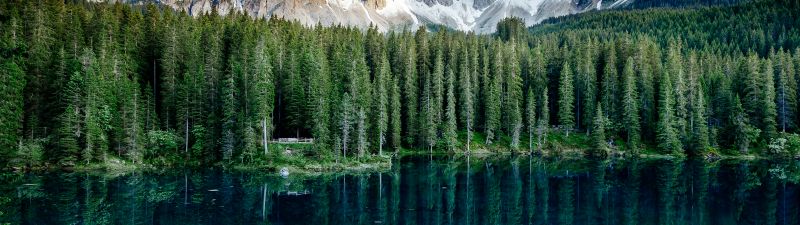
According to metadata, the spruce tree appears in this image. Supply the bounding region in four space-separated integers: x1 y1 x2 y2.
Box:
0 61 25 166
506 44 523 150
581 41 598 135
460 45 474 153
444 68 458 151
390 77 402 151
775 51 797 132
591 105 608 157
374 53 390 155
526 89 536 153
558 62 575 135
485 45 503 145
340 93 354 160
656 72 681 154
537 87 549 153
221 62 239 162
731 95 758 154
622 57 641 151
761 59 778 139
686 53 708 155
253 37 275 155
601 46 618 122
402 42 418 147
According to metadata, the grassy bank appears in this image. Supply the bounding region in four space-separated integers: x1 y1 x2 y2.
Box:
400 129 796 161
14 130 798 176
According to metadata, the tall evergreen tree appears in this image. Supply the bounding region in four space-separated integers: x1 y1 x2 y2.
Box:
374 53 390 155
221 61 239 162
402 41 418 147
537 87 550 153
526 89 536 153
761 59 778 139
340 93 354 160
0 61 26 166
484 44 503 145
444 68 458 151
775 51 797 132
731 95 758 154
591 105 608 157
506 44 523 150
253 37 275 155
601 46 618 122
686 53 708 155
459 45 474 153
559 62 575 135
622 57 641 151
390 77 402 151
656 72 681 154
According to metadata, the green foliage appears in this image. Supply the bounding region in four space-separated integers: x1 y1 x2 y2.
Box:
0 61 25 167
558 62 575 133
144 130 179 165
591 105 609 158
731 95 760 154
13 138 45 168
657 72 682 154
622 57 641 151
5 0 800 168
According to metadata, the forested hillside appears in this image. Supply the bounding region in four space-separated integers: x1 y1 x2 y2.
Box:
1 0 799 169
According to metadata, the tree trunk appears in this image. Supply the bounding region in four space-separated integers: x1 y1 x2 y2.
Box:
263 118 269 155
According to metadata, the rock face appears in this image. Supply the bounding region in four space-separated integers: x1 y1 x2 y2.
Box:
99 0 629 33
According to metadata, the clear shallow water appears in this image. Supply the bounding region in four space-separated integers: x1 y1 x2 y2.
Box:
1 156 799 225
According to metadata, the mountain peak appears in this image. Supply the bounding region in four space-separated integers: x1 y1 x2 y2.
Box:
103 0 624 33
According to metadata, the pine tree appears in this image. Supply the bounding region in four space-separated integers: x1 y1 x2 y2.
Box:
761 59 778 139
537 88 549 153
742 54 762 129
460 46 474 153
485 44 503 145
350 44 372 157
340 93 354 160
775 51 797 132
622 57 641 151
253 37 275 156
526 89 536 153
374 53 390 155
161 24 181 129
222 58 240 162
691 88 710 155
591 105 608 157
601 46 618 123
686 53 708 155
286 52 307 139
0 61 26 166
444 68 458 151
559 62 575 135
402 41 418 147
506 44 523 150
581 41 598 135
731 95 758 154
667 42 688 144
656 72 681 154
432 41 445 141
390 77 402 151
422 67 437 153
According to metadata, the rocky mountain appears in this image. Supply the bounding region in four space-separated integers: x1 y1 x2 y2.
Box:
100 0 632 33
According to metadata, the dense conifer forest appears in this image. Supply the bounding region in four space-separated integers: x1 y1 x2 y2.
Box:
1 0 800 169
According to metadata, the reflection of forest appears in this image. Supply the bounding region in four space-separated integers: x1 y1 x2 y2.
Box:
1 158 799 225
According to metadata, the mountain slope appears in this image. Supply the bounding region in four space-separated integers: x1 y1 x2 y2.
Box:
100 0 625 33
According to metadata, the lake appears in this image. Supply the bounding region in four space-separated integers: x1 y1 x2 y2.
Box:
1 156 799 225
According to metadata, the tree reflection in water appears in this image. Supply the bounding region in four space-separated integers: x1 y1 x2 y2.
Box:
1 157 799 225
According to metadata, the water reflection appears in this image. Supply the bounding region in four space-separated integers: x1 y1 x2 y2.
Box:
1 157 799 225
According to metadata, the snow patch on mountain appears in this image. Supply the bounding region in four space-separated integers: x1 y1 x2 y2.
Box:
102 0 624 33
